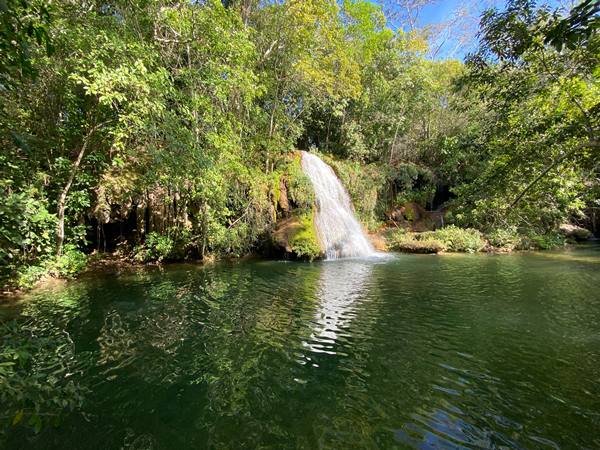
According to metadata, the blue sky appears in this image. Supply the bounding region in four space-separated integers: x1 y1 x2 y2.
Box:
389 0 573 59
417 0 567 26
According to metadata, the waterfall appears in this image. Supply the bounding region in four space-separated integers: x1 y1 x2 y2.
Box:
301 151 377 260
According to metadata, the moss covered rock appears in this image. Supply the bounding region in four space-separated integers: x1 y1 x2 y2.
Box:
393 239 444 254
271 213 323 261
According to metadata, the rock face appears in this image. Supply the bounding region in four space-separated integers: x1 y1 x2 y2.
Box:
278 176 289 214
388 202 425 223
387 202 445 232
270 214 323 261
369 233 388 252
559 224 592 240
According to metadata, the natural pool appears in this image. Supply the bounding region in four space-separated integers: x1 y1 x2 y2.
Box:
1 246 600 449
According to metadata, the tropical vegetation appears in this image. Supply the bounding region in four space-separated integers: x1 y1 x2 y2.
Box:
1 0 598 288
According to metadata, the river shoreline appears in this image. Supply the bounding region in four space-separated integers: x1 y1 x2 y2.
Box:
3 239 598 301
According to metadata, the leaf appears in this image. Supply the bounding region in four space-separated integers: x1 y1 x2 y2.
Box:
12 409 24 426
33 414 42 433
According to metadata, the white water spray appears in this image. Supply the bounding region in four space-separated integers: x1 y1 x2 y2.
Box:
301 151 377 260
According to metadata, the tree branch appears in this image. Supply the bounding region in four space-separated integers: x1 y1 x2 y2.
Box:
510 139 599 209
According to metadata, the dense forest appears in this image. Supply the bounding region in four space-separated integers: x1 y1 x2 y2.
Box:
1 0 599 288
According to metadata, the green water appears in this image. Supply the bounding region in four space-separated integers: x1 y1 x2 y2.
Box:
2 247 600 449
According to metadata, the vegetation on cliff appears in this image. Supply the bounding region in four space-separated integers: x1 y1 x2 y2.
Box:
1 0 598 287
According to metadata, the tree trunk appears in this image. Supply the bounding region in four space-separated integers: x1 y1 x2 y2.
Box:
389 121 400 164
325 112 333 151
56 132 94 255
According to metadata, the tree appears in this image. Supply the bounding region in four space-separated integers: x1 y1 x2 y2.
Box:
451 0 599 230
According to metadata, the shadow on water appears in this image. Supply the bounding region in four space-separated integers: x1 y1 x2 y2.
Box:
1 248 600 449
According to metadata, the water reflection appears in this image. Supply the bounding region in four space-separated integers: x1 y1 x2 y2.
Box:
304 259 373 355
2 248 600 449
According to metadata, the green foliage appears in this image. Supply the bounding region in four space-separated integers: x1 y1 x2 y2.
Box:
388 230 445 254
0 0 53 88
421 226 486 253
451 0 600 232
15 245 87 289
0 184 56 274
287 157 315 213
0 320 87 434
134 232 176 263
517 232 566 250
323 154 388 230
52 245 88 277
15 265 48 290
388 226 486 253
288 213 322 261
544 0 599 52
1 0 598 288
486 227 520 251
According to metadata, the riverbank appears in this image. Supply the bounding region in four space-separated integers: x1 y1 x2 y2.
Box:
0 251 259 299
3 230 596 299
371 224 595 255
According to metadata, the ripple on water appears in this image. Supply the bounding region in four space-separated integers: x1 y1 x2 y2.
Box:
1 248 600 449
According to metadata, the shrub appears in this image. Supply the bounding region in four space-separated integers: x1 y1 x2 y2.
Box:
16 265 48 289
0 185 57 282
392 238 445 254
322 154 388 230
134 232 175 262
387 229 445 254
421 226 485 253
517 232 566 250
14 245 88 289
287 157 314 213
52 245 88 278
486 227 520 250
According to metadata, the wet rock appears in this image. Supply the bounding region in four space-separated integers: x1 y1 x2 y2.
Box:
270 215 323 260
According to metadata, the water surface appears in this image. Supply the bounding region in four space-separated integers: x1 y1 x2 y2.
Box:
2 246 600 449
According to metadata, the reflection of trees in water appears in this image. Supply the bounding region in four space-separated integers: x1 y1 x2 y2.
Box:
94 275 207 385
68 262 323 448
0 283 93 440
97 311 136 369
187 263 323 448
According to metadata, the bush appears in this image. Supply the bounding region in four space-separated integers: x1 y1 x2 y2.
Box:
421 226 485 253
52 245 88 278
486 227 520 250
0 185 57 282
134 232 175 262
517 232 566 250
392 238 445 254
16 265 48 289
15 245 88 289
387 229 445 254
322 154 388 231
287 157 314 213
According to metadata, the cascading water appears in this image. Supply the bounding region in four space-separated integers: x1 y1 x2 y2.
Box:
301 151 377 260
